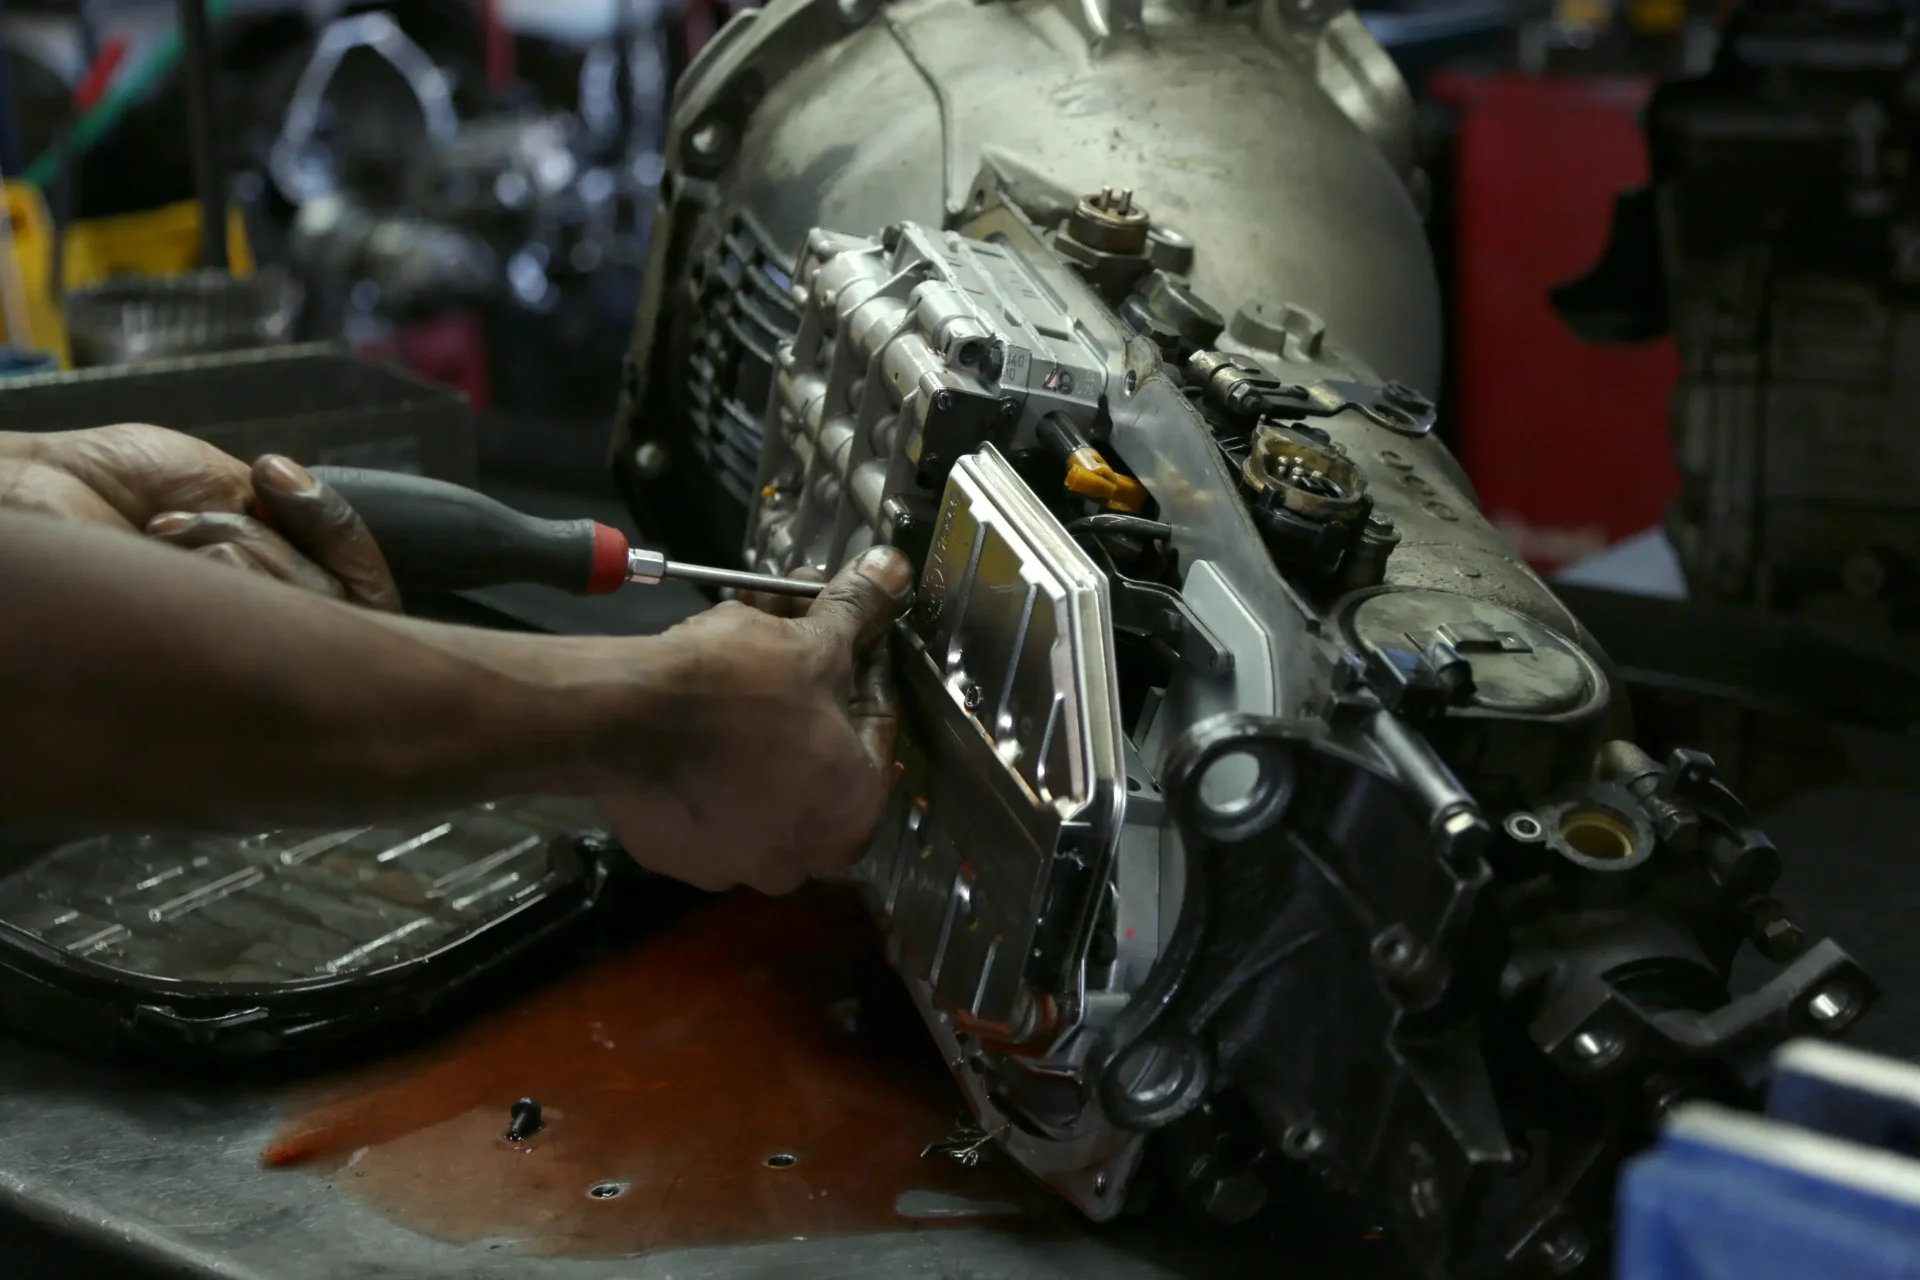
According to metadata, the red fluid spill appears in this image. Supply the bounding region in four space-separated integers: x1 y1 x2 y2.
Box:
264 886 1062 1256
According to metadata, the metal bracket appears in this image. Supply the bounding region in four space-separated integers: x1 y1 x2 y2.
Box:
1109 574 1235 676
1291 379 1437 437
1190 352 1438 437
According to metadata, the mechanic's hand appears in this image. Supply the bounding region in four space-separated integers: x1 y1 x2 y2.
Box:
592 546 911 895
0 427 399 610
147 457 400 612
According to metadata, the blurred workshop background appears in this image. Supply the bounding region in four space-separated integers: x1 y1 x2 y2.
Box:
0 0 1828 591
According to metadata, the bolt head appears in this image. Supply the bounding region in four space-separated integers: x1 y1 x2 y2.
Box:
1200 1172 1268 1225
1370 926 1420 977
1382 380 1432 414
1808 981 1861 1031
1570 1028 1625 1070
633 441 669 479
1406 1175 1440 1222
1536 1222 1590 1275
1755 916 1808 962
688 120 726 157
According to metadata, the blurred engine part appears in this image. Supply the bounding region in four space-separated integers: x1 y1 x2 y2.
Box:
612 2 1878 1272
611 0 1434 567
272 9 658 324
268 8 459 209
1558 0 1920 635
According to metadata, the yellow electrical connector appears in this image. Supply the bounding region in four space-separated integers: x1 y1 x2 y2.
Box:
1063 446 1149 514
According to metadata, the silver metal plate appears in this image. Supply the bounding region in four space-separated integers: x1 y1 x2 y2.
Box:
861 444 1125 1036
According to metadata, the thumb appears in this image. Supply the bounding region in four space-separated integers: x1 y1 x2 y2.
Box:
803 546 913 655
250 455 403 612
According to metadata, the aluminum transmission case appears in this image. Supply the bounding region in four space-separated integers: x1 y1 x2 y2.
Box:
611 0 1438 567
614 0 1878 1273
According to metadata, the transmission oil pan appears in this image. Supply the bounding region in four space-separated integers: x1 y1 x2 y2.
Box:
0 800 642 1061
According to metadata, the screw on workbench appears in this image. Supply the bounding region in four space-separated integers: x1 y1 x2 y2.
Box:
507 1097 544 1142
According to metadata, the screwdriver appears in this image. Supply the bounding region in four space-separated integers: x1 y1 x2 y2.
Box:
305 467 827 600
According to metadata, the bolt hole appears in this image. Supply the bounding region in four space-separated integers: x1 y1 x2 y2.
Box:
1560 807 1637 862
1504 812 1544 842
1127 777 1142 793
765 1152 799 1169
1281 1124 1325 1160
1197 752 1260 818
587 1181 628 1200
1194 746 1291 830
1113 1037 1201 1113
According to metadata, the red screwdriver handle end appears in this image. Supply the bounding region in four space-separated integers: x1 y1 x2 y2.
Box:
584 523 631 595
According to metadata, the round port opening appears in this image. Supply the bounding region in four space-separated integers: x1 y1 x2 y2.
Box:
1559 807 1637 863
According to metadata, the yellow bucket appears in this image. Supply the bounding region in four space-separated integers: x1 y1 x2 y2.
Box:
0 181 255 367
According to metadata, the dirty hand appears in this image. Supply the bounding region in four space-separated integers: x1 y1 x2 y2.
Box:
590 546 911 895
0 425 399 610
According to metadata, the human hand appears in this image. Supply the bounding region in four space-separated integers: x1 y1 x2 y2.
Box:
589 546 912 895
0 425 399 610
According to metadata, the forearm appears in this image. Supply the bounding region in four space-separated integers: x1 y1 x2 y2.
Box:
0 509 634 832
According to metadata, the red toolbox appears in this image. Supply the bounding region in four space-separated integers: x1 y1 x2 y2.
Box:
1431 74 1681 572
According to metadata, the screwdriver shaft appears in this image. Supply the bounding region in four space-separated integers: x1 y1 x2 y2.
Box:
626 548 825 598
666 562 825 598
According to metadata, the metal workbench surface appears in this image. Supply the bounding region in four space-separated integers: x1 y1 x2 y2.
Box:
0 1033 1277 1280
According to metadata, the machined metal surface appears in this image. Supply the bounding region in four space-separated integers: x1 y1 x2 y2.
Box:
746 222 1113 580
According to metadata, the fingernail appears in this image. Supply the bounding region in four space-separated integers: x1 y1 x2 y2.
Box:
259 455 318 495
856 546 913 600
146 512 195 536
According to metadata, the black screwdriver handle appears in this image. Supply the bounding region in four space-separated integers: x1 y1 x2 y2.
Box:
308 467 632 596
